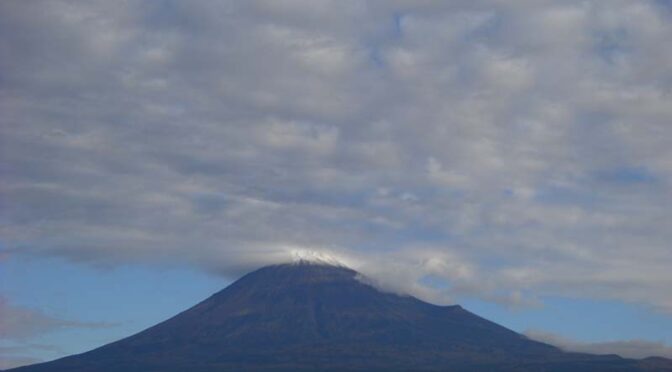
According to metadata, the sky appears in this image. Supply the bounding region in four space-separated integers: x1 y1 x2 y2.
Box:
1 0 672 368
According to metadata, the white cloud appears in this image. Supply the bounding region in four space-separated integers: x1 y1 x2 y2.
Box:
1 0 672 315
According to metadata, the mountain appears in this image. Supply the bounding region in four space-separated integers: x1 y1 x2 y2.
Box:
10 263 672 371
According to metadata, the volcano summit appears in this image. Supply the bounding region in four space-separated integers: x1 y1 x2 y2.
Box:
9 263 672 371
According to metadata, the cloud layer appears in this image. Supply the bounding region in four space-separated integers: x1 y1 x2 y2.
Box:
0 297 115 340
526 329 672 359
2 0 672 312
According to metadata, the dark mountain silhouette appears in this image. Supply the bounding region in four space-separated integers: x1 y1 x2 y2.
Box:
9 263 672 371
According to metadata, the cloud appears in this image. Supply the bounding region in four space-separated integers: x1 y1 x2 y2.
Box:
0 344 62 370
0 297 115 340
0 354 43 370
525 329 672 359
1 0 672 316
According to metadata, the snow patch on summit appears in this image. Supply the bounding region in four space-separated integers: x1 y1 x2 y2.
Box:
289 248 348 267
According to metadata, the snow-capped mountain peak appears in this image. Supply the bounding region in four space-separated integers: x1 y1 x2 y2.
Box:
289 248 347 267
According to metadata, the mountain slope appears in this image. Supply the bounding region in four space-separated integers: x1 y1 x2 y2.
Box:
10 263 672 371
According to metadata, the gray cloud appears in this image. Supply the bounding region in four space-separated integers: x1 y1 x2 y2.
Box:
1 0 672 314
0 297 116 340
0 354 43 370
0 344 62 370
525 329 672 359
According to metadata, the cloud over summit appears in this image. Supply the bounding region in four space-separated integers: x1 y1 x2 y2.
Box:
1 0 672 311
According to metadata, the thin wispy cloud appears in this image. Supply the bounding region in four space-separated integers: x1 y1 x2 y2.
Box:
526 329 672 359
0 297 117 340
